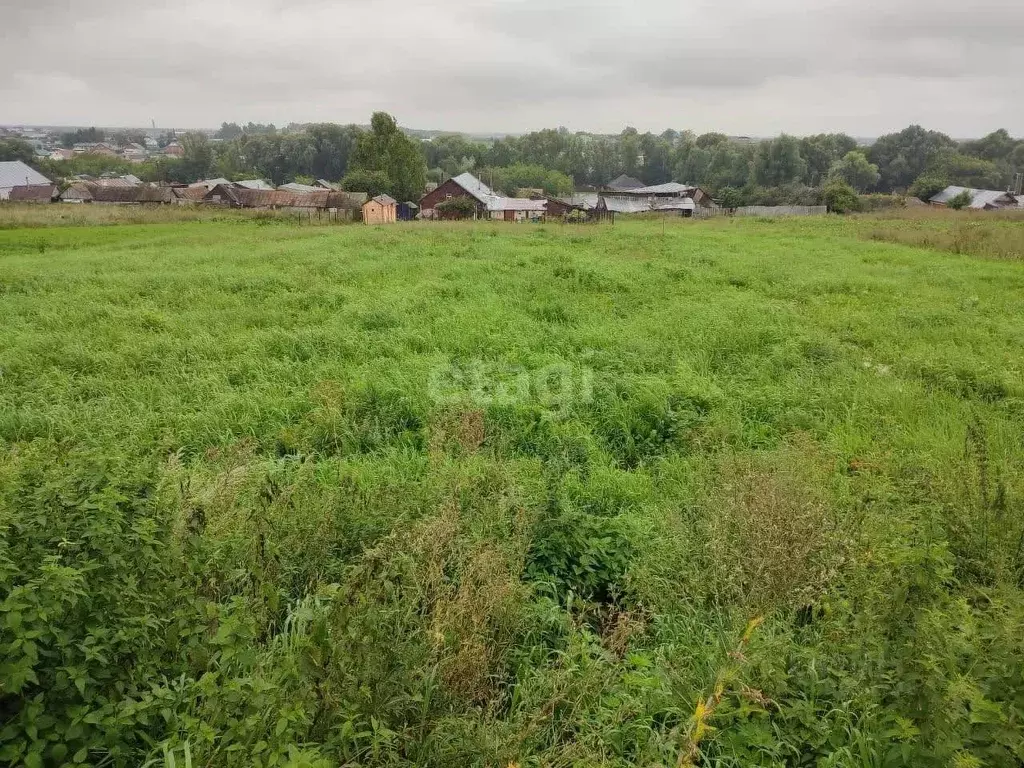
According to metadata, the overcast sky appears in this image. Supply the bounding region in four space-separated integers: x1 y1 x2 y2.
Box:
2 0 1021 137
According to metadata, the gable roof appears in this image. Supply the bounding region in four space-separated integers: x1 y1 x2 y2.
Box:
234 179 275 190
174 186 209 201
9 184 58 202
487 197 547 212
278 182 322 193
625 182 697 196
604 174 645 191
450 172 498 204
87 184 175 203
0 160 51 190
368 194 397 206
930 185 1017 209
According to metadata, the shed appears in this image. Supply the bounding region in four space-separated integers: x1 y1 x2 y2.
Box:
398 201 419 221
363 194 397 224
59 183 94 203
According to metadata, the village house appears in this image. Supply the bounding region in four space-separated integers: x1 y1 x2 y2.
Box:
198 184 365 219
362 194 397 224
0 160 52 200
8 184 59 203
418 172 547 221
929 186 1019 210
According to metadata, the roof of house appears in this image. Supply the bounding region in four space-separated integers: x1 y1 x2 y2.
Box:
604 174 645 191
368 194 397 206
446 173 545 212
487 197 547 212
553 193 601 210
234 179 275 190
315 179 339 190
0 160 51 190
86 184 175 203
189 178 231 189
626 182 697 196
60 183 94 201
173 186 209 201
93 177 136 188
450 172 499 204
326 191 366 208
930 186 1017 209
278 182 322 194
8 184 58 202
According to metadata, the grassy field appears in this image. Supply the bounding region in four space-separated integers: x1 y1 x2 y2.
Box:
1 212 1023 766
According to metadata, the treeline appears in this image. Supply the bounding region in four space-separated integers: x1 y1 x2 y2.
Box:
6 117 1022 205
425 125 1024 203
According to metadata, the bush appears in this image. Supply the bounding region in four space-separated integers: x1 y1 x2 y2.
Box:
823 180 861 213
947 189 974 210
435 196 478 220
909 172 950 202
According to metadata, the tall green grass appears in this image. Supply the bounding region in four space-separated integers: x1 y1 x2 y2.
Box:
1 216 1022 766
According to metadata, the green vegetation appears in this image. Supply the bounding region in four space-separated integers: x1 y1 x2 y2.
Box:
1 214 1023 766
28 120 1024 209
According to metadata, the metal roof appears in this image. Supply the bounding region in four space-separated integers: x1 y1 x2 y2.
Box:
278 182 322 193
486 197 547 212
604 174 645 191
601 196 656 214
600 195 696 214
625 182 696 196
189 178 231 189
0 160 51 191
369 194 397 205
234 179 275 190
451 172 498 204
653 198 696 211
930 186 1017 209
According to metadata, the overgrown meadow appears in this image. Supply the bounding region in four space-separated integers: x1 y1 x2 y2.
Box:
1 213 1022 767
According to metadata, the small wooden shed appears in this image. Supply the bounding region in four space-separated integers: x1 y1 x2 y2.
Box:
362 194 397 224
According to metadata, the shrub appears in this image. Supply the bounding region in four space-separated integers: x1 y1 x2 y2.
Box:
823 180 861 213
435 196 478 220
947 189 974 210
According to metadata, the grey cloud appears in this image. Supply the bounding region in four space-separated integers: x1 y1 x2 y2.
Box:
0 0 1020 136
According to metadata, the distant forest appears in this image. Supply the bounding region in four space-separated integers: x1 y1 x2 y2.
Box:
3 114 1022 206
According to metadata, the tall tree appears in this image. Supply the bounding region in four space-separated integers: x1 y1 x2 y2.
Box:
800 133 858 186
868 125 956 191
828 150 880 192
180 132 214 181
753 134 806 187
350 112 427 201
0 138 35 164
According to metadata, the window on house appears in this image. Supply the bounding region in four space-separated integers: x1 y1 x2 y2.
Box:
445 193 452 200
